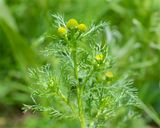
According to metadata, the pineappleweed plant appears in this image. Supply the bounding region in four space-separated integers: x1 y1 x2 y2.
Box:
24 14 139 128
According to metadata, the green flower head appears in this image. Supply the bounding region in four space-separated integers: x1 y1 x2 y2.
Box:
67 19 78 29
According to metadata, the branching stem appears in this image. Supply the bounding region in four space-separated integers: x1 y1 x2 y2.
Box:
58 89 76 114
72 39 86 128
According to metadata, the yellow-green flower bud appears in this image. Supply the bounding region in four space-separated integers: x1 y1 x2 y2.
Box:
78 23 87 32
95 54 104 61
58 27 67 36
105 71 113 78
66 19 78 29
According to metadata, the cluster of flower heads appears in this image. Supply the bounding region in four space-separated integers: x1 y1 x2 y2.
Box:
57 18 87 37
57 18 113 80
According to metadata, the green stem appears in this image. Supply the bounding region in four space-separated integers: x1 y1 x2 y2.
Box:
77 87 86 128
58 89 76 114
73 41 78 79
72 39 86 128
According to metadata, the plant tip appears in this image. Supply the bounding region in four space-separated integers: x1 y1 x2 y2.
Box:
58 27 67 37
95 54 104 61
78 23 87 32
67 19 78 29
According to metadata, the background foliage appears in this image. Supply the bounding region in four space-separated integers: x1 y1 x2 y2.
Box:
0 0 160 127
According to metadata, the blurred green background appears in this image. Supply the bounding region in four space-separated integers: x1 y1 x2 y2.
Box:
0 0 160 127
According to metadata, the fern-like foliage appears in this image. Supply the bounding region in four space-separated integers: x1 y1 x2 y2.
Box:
23 14 140 128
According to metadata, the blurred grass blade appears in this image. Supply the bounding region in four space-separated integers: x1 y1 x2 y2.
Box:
138 99 160 126
0 0 38 71
0 0 18 31
0 20 38 70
